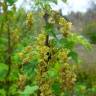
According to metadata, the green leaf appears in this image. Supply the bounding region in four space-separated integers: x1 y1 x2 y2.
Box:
9 84 18 95
48 69 58 78
68 33 91 50
45 24 57 38
54 62 61 72
23 59 38 78
0 37 7 44
52 82 61 95
20 85 39 96
7 0 17 5
0 63 8 80
56 38 74 49
0 15 6 22
68 51 78 63
8 67 19 81
0 89 6 96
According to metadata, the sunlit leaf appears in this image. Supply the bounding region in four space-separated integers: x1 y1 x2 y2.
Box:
0 63 8 80
20 85 39 96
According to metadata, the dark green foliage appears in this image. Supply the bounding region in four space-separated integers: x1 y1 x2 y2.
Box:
6 0 17 5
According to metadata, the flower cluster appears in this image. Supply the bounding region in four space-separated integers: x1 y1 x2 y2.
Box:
39 80 53 96
18 45 33 64
36 33 46 46
36 32 54 96
37 60 53 96
59 17 72 37
58 48 69 63
18 74 27 90
47 11 72 37
60 63 76 91
11 28 20 45
48 11 60 24
26 12 33 28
